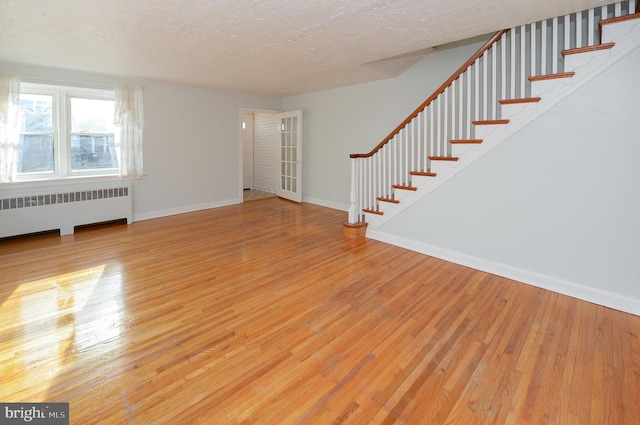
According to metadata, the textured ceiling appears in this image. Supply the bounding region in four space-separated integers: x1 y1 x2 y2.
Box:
0 0 610 96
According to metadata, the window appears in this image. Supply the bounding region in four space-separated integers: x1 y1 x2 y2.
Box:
17 83 118 180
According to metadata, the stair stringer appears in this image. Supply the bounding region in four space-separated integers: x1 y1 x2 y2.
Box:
364 16 640 230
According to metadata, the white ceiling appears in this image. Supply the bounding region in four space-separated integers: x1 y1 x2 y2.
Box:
0 0 610 96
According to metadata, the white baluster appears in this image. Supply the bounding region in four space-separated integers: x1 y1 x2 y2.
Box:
422 108 428 171
378 149 382 203
390 140 395 194
400 131 405 184
397 131 402 186
358 158 364 219
531 21 537 76
491 44 497 118
365 157 370 218
429 102 435 165
588 8 595 46
473 58 482 120
442 87 448 155
379 146 384 201
466 68 472 137
541 20 547 75
457 77 463 139
412 119 417 174
386 140 391 194
391 136 396 189
368 155 373 212
482 53 488 120
576 11 583 48
564 14 570 53
402 120 413 185
510 29 516 99
436 95 442 156
451 81 456 144
552 17 558 74
520 25 526 97
396 133 401 186
501 35 507 105
615 2 622 17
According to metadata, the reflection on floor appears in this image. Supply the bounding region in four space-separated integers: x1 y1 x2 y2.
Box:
243 189 276 202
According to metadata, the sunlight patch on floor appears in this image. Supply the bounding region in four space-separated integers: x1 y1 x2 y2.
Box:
0 264 126 399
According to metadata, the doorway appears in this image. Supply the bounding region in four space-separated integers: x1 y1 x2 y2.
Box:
241 109 279 202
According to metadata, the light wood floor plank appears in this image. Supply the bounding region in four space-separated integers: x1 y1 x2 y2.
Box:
1 198 639 424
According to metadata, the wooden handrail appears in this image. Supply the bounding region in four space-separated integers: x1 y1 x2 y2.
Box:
350 29 508 159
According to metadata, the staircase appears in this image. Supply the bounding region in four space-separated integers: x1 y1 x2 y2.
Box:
347 0 640 231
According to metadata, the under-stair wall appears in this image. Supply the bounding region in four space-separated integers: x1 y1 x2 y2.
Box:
368 29 640 314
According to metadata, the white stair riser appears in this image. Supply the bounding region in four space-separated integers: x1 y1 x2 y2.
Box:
378 201 397 213
364 211 381 224
500 102 538 119
564 49 611 72
393 188 415 201
429 160 457 174
474 124 509 139
530 77 573 98
411 175 436 187
451 144 473 156
602 18 639 43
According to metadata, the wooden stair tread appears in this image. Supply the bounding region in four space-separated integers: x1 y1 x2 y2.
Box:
377 197 400 204
392 185 418 191
409 171 437 176
599 12 640 27
363 208 383 215
428 156 459 161
499 97 541 105
449 139 483 144
472 119 510 125
528 72 575 82
562 42 615 56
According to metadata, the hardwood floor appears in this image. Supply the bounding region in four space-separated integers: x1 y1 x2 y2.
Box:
1 197 639 424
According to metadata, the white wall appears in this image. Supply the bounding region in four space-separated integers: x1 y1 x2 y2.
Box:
0 61 282 220
2 37 486 219
282 37 488 211
373 49 640 314
252 112 278 193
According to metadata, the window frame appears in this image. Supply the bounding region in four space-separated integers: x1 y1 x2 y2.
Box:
16 82 118 182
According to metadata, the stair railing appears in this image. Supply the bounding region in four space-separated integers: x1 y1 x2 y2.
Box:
347 0 636 224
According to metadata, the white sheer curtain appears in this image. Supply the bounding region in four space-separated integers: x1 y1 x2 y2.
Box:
114 85 145 179
0 73 20 183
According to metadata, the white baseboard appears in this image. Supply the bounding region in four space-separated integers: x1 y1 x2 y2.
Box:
367 230 640 316
134 198 240 222
302 196 349 212
134 195 347 223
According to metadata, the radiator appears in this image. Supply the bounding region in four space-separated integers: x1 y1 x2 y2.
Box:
0 182 133 238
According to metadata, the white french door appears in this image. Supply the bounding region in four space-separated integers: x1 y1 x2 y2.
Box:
276 110 303 203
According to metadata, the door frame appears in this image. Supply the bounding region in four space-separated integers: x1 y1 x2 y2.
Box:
238 107 280 203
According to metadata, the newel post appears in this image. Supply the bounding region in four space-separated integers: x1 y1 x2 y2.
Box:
344 157 367 239
348 157 358 224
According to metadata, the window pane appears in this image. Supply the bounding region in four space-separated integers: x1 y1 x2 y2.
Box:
70 135 119 170
19 134 55 173
70 98 115 133
19 94 53 132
